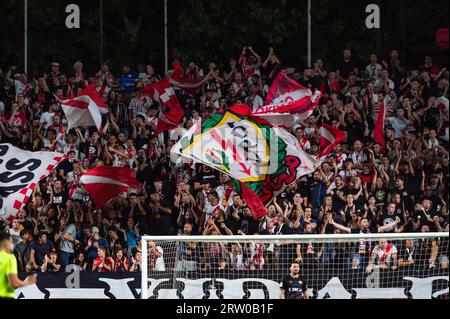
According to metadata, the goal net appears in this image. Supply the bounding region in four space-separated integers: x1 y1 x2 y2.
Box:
140 233 449 299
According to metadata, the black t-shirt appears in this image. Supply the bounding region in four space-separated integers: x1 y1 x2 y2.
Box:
345 122 365 144
52 190 68 209
280 275 307 299
136 160 152 184
82 141 102 162
135 127 148 150
214 219 235 235
332 186 347 211
194 170 220 186
398 246 418 264
238 216 259 235
58 160 74 176
402 173 421 198
413 210 439 231
297 77 312 89
31 240 55 266
350 228 377 254
336 59 359 79
380 212 404 233
416 194 442 210
391 187 412 212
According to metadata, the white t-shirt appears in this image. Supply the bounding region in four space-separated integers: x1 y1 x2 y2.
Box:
245 95 264 112
203 202 225 226
374 78 395 91
40 111 55 129
372 243 398 265
151 246 165 271
13 80 26 99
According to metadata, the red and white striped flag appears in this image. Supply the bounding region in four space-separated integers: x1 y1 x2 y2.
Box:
60 84 109 132
319 123 346 158
252 72 321 125
141 79 185 135
167 61 209 94
80 166 140 208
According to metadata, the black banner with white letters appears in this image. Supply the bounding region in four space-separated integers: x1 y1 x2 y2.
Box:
16 268 449 299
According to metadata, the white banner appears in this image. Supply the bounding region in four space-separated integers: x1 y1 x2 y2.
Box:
0 144 64 217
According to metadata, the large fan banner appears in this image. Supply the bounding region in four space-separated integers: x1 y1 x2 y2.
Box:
171 105 319 219
0 144 65 217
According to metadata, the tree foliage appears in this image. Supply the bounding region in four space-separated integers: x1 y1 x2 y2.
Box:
0 0 447 76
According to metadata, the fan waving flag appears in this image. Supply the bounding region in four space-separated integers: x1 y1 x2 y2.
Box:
373 100 387 152
60 84 109 132
319 123 346 158
167 61 209 94
252 72 321 126
171 105 319 220
80 167 140 208
0 144 65 217
141 79 185 135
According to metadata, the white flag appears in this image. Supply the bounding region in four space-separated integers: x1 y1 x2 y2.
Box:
0 144 65 217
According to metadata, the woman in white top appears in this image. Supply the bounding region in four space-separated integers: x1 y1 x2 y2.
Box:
423 129 440 150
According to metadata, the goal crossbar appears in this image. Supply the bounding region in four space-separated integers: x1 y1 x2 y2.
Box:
140 232 448 299
142 232 448 243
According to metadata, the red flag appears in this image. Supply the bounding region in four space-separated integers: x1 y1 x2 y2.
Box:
142 79 185 135
252 72 321 127
373 100 386 152
167 61 207 94
60 84 108 132
80 167 140 208
319 123 346 158
240 183 267 221
254 72 321 115
97 79 108 95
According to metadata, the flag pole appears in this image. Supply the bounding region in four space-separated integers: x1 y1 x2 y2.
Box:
307 0 311 67
164 0 168 75
24 0 28 73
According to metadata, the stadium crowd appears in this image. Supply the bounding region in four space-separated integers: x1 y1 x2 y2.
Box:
0 46 448 274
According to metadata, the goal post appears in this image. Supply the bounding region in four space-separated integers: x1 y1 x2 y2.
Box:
140 233 449 299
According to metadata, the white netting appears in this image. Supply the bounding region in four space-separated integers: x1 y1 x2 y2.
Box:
141 233 449 299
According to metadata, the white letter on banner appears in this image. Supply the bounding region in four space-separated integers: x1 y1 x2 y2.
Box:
365 4 380 29
405 276 449 299
65 4 80 29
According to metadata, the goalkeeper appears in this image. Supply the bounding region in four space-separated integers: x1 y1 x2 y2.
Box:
0 232 37 299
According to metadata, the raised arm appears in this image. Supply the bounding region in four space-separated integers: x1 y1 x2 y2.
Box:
329 219 351 233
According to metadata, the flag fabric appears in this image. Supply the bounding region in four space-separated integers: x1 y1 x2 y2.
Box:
373 100 386 152
60 84 109 132
171 104 319 220
141 79 185 135
0 144 65 217
318 123 346 158
97 79 108 95
167 61 209 94
253 72 322 118
80 166 140 208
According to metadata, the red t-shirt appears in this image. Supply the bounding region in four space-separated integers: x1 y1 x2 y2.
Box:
93 257 114 272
